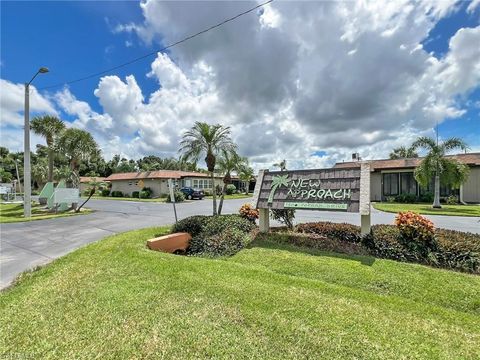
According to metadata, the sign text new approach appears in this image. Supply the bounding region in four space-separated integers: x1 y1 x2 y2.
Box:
252 162 371 235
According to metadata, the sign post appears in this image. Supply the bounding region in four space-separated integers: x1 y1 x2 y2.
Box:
168 179 178 224
252 164 371 234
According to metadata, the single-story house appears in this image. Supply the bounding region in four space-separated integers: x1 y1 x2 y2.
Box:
333 152 480 203
79 176 109 194
104 170 246 197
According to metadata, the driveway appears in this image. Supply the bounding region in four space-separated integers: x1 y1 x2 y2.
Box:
1 198 479 288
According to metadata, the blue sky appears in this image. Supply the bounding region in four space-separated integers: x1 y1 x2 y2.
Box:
1 1 479 167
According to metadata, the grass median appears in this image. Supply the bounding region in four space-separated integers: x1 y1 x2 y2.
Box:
0 203 91 224
1 226 478 359
373 202 480 217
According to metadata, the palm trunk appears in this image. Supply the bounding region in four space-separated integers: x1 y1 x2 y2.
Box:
433 174 441 208
245 180 250 195
48 148 54 183
217 184 226 215
76 188 94 212
211 171 217 216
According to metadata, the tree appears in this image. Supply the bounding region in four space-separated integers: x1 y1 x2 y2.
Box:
216 149 247 214
273 159 287 171
389 146 418 159
31 157 48 189
58 128 99 188
30 115 66 182
76 177 106 212
238 164 254 194
179 122 236 216
411 136 469 208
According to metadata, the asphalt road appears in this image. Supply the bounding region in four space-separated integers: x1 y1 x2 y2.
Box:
1 198 479 288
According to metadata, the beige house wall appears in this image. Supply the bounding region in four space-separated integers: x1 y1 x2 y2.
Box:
110 179 170 197
463 167 480 203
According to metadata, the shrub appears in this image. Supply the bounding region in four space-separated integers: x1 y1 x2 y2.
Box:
364 225 417 262
166 191 185 203
446 195 458 205
395 211 436 256
297 222 361 243
139 190 150 199
111 191 123 197
202 214 256 236
270 209 296 229
394 193 417 203
226 184 236 195
418 192 434 203
386 196 396 203
101 189 110 197
239 203 259 222
83 188 92 196
141 187 153 198
189 228 252 257
132 191 140 198
172 215 209 237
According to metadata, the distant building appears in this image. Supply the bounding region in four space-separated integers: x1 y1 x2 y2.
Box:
104 170 252 197
333 153 480 203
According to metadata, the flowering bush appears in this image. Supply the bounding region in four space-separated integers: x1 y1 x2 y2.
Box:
395 211 436 255
239 203 259 222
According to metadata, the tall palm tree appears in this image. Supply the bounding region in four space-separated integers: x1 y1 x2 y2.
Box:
411 136 469 208
216 149 247 214
389 146 418 159
238 164 254 195
57 128 99 189
273 159 287 171
30 115 66 183
179 122 236 215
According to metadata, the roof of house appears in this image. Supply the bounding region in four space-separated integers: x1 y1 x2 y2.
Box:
105 170 216 181
333 153 480 170
79 176 108 183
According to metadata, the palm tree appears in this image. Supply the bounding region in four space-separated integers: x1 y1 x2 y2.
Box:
179 122 236 215
30 115 66 182
238 165 254 195
273 159 287 171
76 177 106 212
389 146 418 159
57 128 99 189
411 136 469 208
31 157 48 189
216 149 247 214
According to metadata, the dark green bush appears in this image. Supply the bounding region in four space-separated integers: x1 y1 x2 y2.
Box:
270 209 296 229
132 191 140 198
111 191 123 197
297 222 361 243
202 214 256 236
172 215 209 237
364 225 418 262
446 195 458 205
101 189 110 197
166 190 185 203
394 193 417 203
189 228 252 257
83 188 92 196
418 192 434 203
139 190 150 199
226 184 236 195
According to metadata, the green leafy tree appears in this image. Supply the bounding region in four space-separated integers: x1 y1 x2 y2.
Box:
30 115 66 182
238 164 254 194
179 122 236 215
411 136 469 208
216 149 247 214
31 157 48 189
58 128 99 188
389 146 419 159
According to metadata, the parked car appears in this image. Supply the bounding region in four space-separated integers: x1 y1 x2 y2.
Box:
180 187 204 200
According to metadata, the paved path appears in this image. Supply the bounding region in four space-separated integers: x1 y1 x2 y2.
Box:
1 198 478 288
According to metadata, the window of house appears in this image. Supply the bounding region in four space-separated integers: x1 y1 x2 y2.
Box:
400 172 416 195
128 181 132 186
383 173 399 196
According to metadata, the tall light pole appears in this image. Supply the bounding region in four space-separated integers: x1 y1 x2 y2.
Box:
24 67 49 217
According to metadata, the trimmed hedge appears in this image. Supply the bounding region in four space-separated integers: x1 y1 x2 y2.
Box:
291 221 480 274
111 191 123 197
101 189 110 197
172 214 256 257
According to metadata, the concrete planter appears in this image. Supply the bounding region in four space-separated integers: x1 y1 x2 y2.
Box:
147 232 191 253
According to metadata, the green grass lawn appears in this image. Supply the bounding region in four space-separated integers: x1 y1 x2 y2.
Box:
373 202 480 217
86 195 167 202
1 227 479 359
206 193 252 200
0 203 91 223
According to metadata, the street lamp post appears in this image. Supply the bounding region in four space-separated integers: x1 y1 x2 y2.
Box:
24 67 49 218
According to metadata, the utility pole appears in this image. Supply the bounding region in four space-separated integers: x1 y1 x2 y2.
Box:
24 67 49 217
